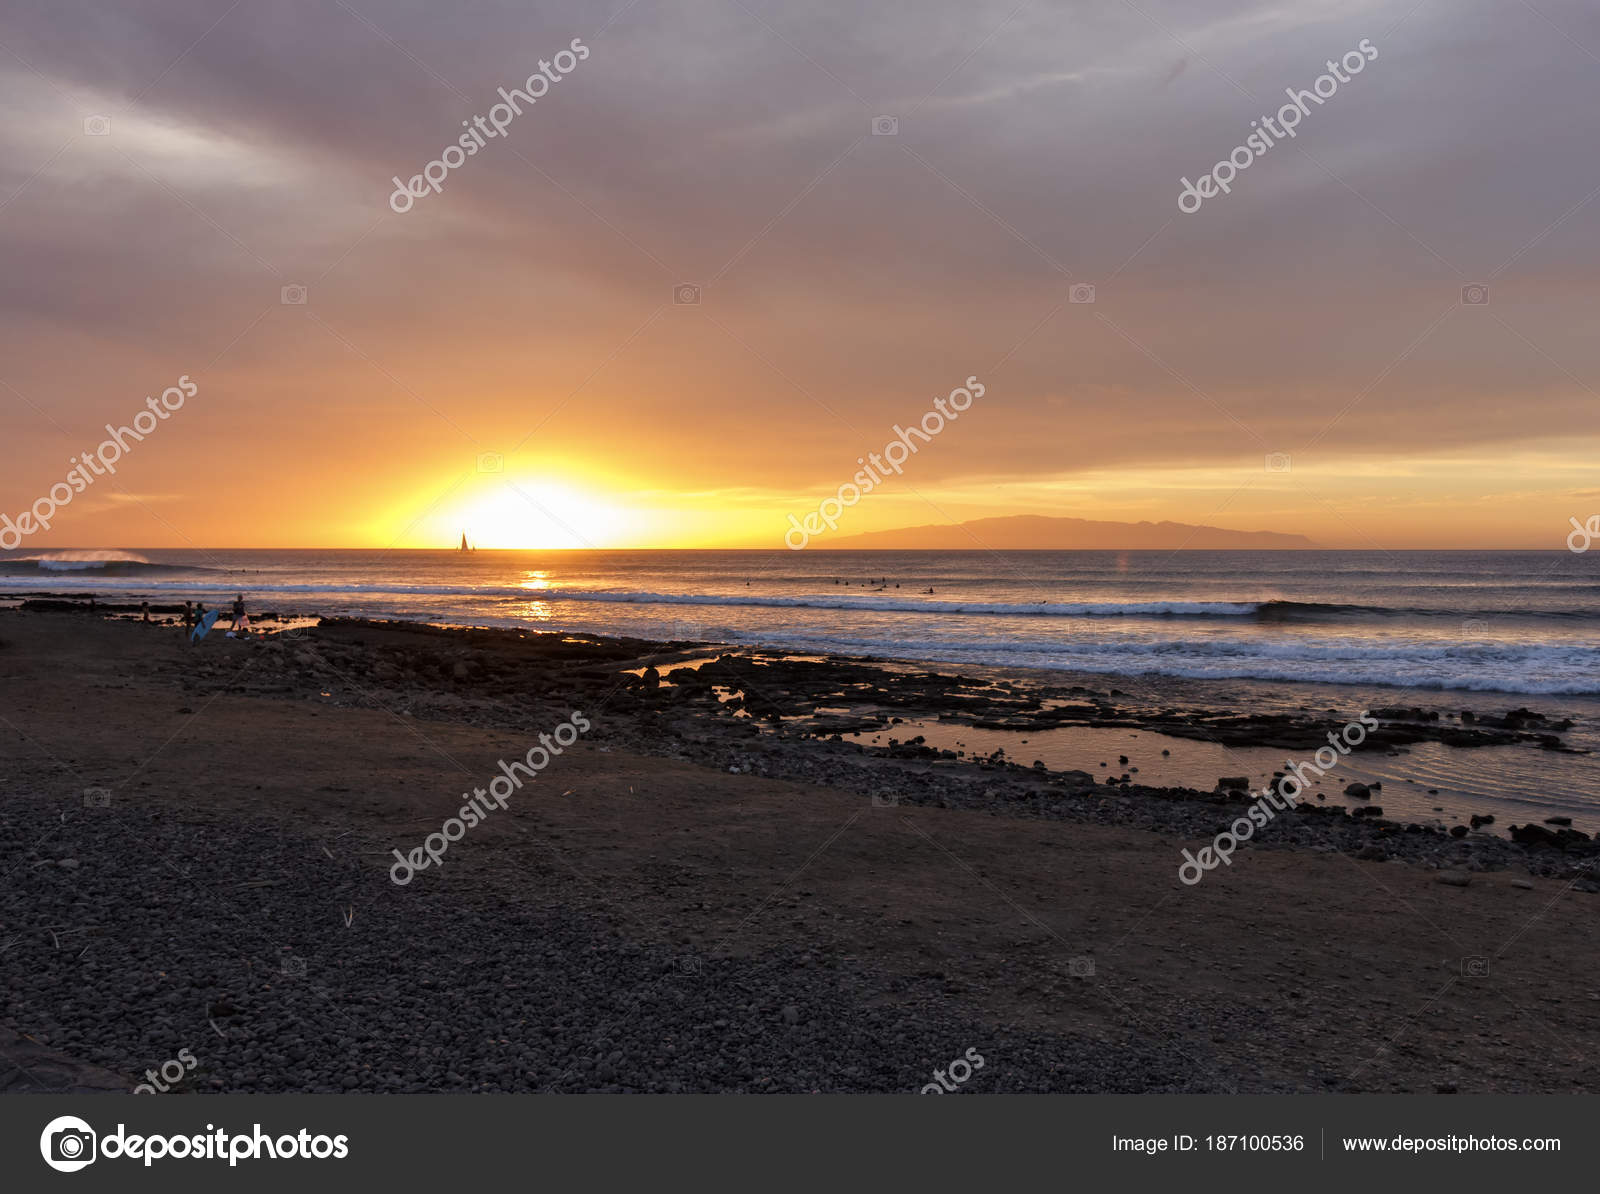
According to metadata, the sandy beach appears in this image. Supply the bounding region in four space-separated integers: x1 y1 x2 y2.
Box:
2 607 1597 1094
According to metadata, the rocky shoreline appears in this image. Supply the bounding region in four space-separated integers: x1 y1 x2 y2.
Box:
140 613 1600 890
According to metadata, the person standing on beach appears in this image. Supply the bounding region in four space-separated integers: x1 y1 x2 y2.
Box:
140 601 150 624
182 601 194 636
230 593 249 634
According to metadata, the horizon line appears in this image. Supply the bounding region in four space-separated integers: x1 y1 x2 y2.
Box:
1 545 1581 554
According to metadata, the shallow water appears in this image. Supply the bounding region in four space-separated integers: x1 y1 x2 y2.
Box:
851 718 1594 837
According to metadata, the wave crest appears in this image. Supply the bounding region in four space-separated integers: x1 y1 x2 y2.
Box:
23 550 150 570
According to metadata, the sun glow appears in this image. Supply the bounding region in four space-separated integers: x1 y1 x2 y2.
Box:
449 479 643 550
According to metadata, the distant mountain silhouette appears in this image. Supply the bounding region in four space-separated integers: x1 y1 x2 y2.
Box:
827 515 1315 550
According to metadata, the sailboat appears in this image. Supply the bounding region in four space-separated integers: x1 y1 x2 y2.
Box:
460 532 470 552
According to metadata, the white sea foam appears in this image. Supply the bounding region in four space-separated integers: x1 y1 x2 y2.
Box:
0 578 1266 617
8 550 152 571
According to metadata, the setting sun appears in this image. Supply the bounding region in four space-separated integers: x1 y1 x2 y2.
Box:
441 478 642 550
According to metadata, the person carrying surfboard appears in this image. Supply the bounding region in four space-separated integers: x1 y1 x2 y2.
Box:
229 593 250 635
190 602 219 646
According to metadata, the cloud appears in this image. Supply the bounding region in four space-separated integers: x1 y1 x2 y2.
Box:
0 0 1597 545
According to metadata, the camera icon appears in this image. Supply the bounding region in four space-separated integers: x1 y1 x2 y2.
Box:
871 115 899 136
673 283 701 306
1067 955 1096 978
675 955 701 977
1264 451 1292 473
1567 515 1599 554
41 1116 97 1172
82 787 111 808
1069 282 1096 304
1462 956 1489 978
280 956 306 978
1461 284 1489 306
280 284 307 305
83 115 111 137
870 793 899 808
476 451 504 474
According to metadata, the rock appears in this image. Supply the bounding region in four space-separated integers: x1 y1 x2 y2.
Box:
1218 777 1248 791
1344 783 1371 799
57 859 80 870
1469 814 1494 829
1510 878 1534 890
1357 845 1387 860
1510 824 1561 847
1544 816 1572 826
779 1005 800 1025
1449 825 1469 838
1436 870 1472 887
451 661 471 680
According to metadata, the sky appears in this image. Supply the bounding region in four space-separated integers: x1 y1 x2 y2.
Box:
2 0 1598 550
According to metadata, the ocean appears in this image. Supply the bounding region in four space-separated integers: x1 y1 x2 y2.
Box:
3 547 1597 697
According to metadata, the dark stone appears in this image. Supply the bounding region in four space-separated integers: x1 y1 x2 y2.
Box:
1510 823 1561 847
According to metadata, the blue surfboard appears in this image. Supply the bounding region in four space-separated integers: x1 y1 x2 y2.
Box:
190 610 220 643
